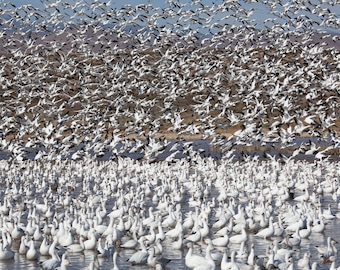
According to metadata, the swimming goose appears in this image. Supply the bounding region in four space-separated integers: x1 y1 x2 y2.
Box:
0 241 14 260
41 253 71 270
40 236 51 256
315 237 337 261
26 238 39 260
212 234 229 247
112 249 119 270
185 228 202 243
297 252 311 270
229 226 247 244
84 228 98 250
120 231 139 249
221 250 239 270
255 216 274 239
277 255 293 270
329 257 340 270
67 236 85 253
165 218 183 239
19 235 29 255
128 237 149 265
39 247 60 270
147 246 157 268
185 241 215 270
11 221 25 240
299 219 312 239
97 238 114 257
282 228 301 247
144 224 157 245
172 233 184 250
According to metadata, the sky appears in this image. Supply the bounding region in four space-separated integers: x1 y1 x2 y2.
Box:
1 0 340 34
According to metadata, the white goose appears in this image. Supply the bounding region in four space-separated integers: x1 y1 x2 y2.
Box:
41 253 71 270
185 241 215 270
84 228 98 250
297 252 311 269
315 237 337 261
40 236 51 256
0 241 14 260
120 231 139 249
128 237 149 265
67 236 85 253
212 234 229 247
255 216 274 239
221 250 239 270
112 249 119 270
26 238 39 260
229 226 247 244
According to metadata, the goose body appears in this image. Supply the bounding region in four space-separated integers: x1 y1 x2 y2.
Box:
0 242 14 260
185 241 215 270
26 239 39 260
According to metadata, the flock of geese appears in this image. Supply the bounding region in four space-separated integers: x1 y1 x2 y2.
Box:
0 0 340 269
0 0 339 162
0 157 339 269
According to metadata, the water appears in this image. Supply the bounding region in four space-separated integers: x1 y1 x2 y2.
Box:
0 159 339 269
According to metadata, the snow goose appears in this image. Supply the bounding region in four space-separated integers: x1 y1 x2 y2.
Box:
273 215 285 237
165 218 183 239
147 246 157 268
148 246 171 269
144 224 157 245
40 236 51 256
183 211 195 231
329 257 340 270
321 204 336 220
311 213 325 233
84 228 98 250
156 220 166 241
282 228 301 247
101 215 115 236
185 228 202 244
19 235 29 255
299 219 312 239
199 217 210 240
26 238 39 260
128 237 149 265
315 237 337 261
42 253 71 270
255 216 274 239
112 249 119 270
185 241 215 270
10 221 25 240
96 238 114 257
236 240 249 261
221 250 239 270
0 240 14 260
277 255 293 270
229 226 248 245
212 234 229 248
142 207 156 226
33 225 44 242
120 230 139 249
297 252 311 269
67 236 85 253
39 248 60 270
58 227 74 247
172 233 184 250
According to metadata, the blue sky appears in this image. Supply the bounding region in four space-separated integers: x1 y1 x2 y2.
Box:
2 0 340 34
